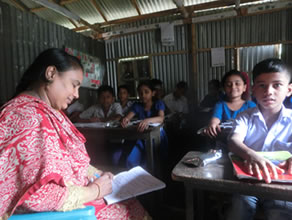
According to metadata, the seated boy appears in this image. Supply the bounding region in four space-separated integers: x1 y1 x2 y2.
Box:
227 58 292 220
77 85 122 122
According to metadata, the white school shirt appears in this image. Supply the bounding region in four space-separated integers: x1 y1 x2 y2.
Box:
118 100 133 116
66 100 84 115
232 105 292 153
79 103 123 119
163 93 189 114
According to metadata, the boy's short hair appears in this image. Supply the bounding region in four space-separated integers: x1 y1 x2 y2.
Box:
118 84 130 93
151 79 163 90
208 79 220 89
176 81 188 89
98 85 115 97
252 58 291 83
221 70 246 86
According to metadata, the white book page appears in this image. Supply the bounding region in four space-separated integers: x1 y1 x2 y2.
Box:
104 166 165 205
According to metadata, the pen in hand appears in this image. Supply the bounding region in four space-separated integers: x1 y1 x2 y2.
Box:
90 173 101 182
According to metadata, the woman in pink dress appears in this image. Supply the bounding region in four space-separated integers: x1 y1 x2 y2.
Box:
0 48 150 220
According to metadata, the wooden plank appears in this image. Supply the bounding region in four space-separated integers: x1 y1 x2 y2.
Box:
10 0 29 12
131 0 141 16
90 0 108 22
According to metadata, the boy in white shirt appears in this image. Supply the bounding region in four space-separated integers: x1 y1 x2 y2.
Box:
163 81 188 114
78 85 122 122
227 58 292 220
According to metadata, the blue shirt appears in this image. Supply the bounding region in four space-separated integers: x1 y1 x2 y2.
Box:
232 105 292 152
131 100 165 120
213 100 256 122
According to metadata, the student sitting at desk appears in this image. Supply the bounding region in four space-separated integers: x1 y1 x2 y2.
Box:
227 58 292 220
77 85 122 122
118 85 133 116
204 70 256 138
117 80 168 168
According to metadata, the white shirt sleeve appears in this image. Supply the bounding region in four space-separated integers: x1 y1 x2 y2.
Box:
230 112 249 142
182 97 189 114
79 105 96 119
112 103 123 116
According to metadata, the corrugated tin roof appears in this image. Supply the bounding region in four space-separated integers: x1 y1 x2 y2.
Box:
0 0 285 36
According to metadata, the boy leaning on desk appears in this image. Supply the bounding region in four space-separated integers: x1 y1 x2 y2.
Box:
227 58 292 220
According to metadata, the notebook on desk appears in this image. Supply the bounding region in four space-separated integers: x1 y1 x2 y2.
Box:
229 151 292 183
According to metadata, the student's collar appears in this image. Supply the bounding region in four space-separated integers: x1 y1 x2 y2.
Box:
253 104 291 122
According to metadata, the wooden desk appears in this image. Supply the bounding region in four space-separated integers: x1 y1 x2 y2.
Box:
78 125 161 174
172 151 292 220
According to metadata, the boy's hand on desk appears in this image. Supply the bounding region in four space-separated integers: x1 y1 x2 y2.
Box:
279 157 292 175
89 117 101 122
121 117 130 127
244 154 284 183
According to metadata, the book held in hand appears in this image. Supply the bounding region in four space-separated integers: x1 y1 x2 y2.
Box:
104 166 166 205
229 151 292 183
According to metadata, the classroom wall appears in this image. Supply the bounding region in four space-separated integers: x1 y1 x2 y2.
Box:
105 24 190 96
0 1 105 106
195 8 292 102
104 8 292 104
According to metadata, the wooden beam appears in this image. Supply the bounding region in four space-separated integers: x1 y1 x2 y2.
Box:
90 0 108 22
30 0 101 33
10 0 29 12
68 18 79 28
30 0 79 12
131 0 141 16
74 0 260 32
191 23 198 105
30 0 80 21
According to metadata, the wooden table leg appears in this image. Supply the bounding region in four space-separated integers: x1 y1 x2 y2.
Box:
185 183 194 220
196 190 204 220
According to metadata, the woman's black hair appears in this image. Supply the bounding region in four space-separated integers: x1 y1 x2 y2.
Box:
221 69 247 87
252 58 291 83
98 85 115 97
14 48 83 96
137 80 154 92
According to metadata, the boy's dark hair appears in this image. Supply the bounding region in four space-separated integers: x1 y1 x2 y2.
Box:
176 81 188 89
98 85 115 97
252 58 291 83
151 79 163 89
222 70 246 86
137 80 154 91
208 79 220 89
118 84 130 93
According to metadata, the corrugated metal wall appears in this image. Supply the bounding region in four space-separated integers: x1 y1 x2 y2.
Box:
196 8 292 102
105 24 190 95
0 1 105 105
105 8 292 104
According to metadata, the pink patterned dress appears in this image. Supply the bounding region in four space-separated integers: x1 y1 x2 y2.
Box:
0 95 149 219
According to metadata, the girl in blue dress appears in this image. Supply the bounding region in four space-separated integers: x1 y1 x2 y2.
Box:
204 70 256 138
117 80 168 168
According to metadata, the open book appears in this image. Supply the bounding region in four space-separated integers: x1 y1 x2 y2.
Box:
229 151 292 183
104 166 166 205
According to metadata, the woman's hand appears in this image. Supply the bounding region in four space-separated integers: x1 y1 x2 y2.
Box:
278 157 292 175
137 119 150 132
121 117 130 128
244 153 284 183
88 172 114 200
